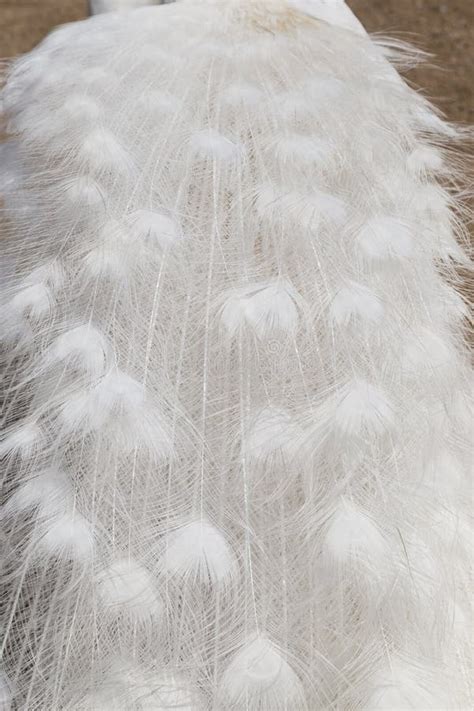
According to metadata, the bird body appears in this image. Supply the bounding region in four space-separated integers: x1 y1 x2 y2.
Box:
0 1 472 708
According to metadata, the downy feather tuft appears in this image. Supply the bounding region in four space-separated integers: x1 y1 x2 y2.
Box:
3 468 72 519
36 511 95 561
220 280 302 339
329 281 383 327
44 324 110 377
97 558 162 621
190 128 244 162
219 635 305 709
160 519 237 586
324 498 388 567
0 1 471 708
356 216 414 261
244 406 304 466
0 422 43 459
333 379 394 437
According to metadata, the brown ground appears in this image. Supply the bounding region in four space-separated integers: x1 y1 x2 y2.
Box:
1 0 473 123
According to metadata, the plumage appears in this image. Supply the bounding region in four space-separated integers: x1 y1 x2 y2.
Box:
190 128 244 162
0 672 13 711
356 216 414 261
10 284 53 320
65 175 105 207
329 281 383 327
36 511 95 561
97 558 162 620
219 635 305 709
407 145 444 174
0 0 471 709
128 209 181 250
333 379 394 438
324 498 387 566
2 468 72 519
220 280 302 339
402 327 453 374
77 128 133 175
244 406 304 466
366 662 448 710
160 519 237 586
44 325 109 377
59 369 172 458
256 182 347 230
0 422 43 459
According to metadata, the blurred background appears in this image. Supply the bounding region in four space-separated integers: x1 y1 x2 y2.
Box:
0 0 473 125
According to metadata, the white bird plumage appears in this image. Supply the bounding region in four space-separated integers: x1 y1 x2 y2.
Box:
3 468 72 519
97 558 163 620
333 379 394 438
160 519 237 586
324 498 387 567
36 511 95 561
219 635 305 709
0 0 471 709
220 280 302 339
329 280 383 327
357 216 414 261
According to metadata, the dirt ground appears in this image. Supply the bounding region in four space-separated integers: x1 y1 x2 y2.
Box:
0 0 473 125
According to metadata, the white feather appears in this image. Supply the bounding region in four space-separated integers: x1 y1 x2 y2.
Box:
3 468 71 519
0 422 43 459
59 94 102 124
44 325 109 377
59 369 172 458
279 76 346 121
76 667 197 711
324 499 387 566
37 511 94 561
97 558 162 621
219 635 304 709
10 283 52 320
256 182 347 229
0 3 471 708
78 128 132 175
22 261 64 290
60 370 145 432
81 67 116 93
0 671 13 711
160 519 236 586
402 327 453 373
407 145 444 174
305 75 347 101
244 407 304 466
333 379 394 437
221 280 301 339
128 209 181 250
422 451 464 499
357 216 414 261
413 105 457 137
416 184 451 222
222 83 264 108
329 281 383 327
138 89 182 116
82 245 128 281
270 134 333 166
82 219 132 281
367 662 448 710
73 690 124 711
130 672 197 711
65 176 105 207
190 129 244 162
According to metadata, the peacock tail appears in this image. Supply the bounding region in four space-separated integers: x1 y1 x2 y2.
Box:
0 1 472 708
